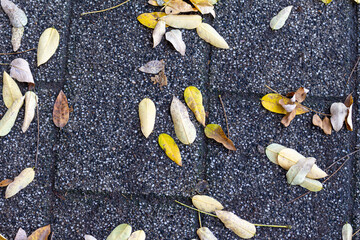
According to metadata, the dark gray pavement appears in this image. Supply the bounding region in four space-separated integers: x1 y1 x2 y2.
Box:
0 0 359 239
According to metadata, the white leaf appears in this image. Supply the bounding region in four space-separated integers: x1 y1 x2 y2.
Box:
127 230 146 240
165 30 186 56
330 102 347 132
0 95 24 136
10 58 34 84
342 223 353 240
11 27 24 52
22 91 38 133
160 15 202 29
5 167 35 198
84 235 97 240
1 0 27 27
153 20 166 48
270 6 293 30
139 98 156 138
37 27 60 66
139 60 164 74
14 228 27 240
196 23 229 49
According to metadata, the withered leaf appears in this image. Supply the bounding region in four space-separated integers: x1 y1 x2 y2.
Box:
10 58 34 84
137 12 167 29
127 230 146 240
204 124 236 150
196 23 229 49
215 210 256 239
160 15 202 29
165 30 186 56
106 224 132 240
139 98 156 138
14 228 27 240
37 27 60 66
0 96 24 136
139 60 164 74
261 93 309 115
1 0 27 28
84 235 97 240
270 5 293 30
322 117 332 135
265 143 287 164
330 102 347 132
0 179 13 187
299 177 323 192
197 227 218 240
191 1 215 17
289 87 309 103
22 91 38 133
153 20 166 48
158 133 182 166
11 27 24 52
286 157 315 185
280 109 296 127
192 195 224 213
2 71 22 108
342 223 353 240
151 68 167 89
5 167 34 198
278 98 296 113
312 114 322 128
27 225 51 240
184 86 206 126
165 0 197 15
344 94 353 131
53 90 69 128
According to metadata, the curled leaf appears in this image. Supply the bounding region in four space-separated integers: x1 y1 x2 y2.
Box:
106 224 132 240
299 178 323 192
261 93 308 115
53 90 69 128
160 15 202 29
265 143 287 164
139 98 156 138
153 20 166 48
278 99 296 113
270 6 293 30
37 27 60 66
1 0 27 28
11 27 24 52
137 12 167 29
158 133 182 166
139 60 165 74
27 225 51 240
192 195 224 213
0 96 25 136
342 223 353 240
196 23 229 49
165 30 186 56
10 58 34 84
170 96 196 144
344 94 353 131
330 102 347 132
197 227 218 240
127 230 146 240
22 91 38 133
5 167 34 198
3 71 22 108
215 210 256 239
14 228 27 240
204 124 236 150
0 179 13 187
184 86 205 126
289 87 309 103
286 157 316 185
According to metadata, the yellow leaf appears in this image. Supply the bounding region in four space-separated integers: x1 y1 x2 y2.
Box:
5 167 34 198
215 210 256 239
160 15 202 29
0 233 6 240
184 86 206 126
204 124 236 150
127 230 146 240
321 0 333 4
261 93 309 115
196 23 229 49
265 143 287 164
37 27 60 66
354 0 360 3
27 225 51 240
197 227 217 240
106 224 132 240
0 96 25 136
139 98 156 138
158 133 182 166
192 195 224 213
22 91 38 133
299 178 323 192
137 12 167 29
165 0 197 15
2 71 22 109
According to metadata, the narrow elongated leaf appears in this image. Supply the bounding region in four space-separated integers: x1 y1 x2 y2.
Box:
165 30 186 55
277 148 327 179
14 228 27 240
197 227 218 240
265 143 286 164
170 96 196 144
3 71 22 108
160 15 202 29
153 20 166 48
342 223 353 240
299 178 323 192
204 124 236 150
127 230 146 240
184 86 205 126
261 93 308 115
27 225 50 240
5 167 34 198
11 27 24 52
10 58 34 84
84 235 97 240
0 179 13 187
286 157 315 185
215 210 256 239
270 6 293 30
37 28 60 66
0 96 25 136
137 12 167 29
196 23 229 49
139 98 156 138
22 91 38 132
53 90 69 128
106 224 132 240
158 133 182 166
192 195 224 213
1 0 27 27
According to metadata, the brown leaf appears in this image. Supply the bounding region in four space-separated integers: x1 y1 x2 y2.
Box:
27 225 51 240
53 90 69 128
322 117 332 135
344 94 353 131
280 109 296 127
279 98 296 113
151 68 167 89
288 87 308 103
0 179 13 187
165 0 197 14
204 124 236 150
312 114 322 128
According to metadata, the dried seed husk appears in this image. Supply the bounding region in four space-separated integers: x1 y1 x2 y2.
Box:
265 143 287 164
299 177 323 192
215 210 256 239
192 195 224 213
197 227 218 240
286 157 315 185
160 15 202 29
139 98 156 138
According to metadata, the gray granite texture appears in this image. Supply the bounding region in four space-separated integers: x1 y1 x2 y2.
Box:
0 0 359 239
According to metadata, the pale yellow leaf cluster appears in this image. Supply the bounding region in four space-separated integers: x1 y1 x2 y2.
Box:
37 27 60 66
5 168 35 198
139 98 156 138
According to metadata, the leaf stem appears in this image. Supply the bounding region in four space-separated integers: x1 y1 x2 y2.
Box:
219 95 230 137
253 223 291 229
198 211 202 228
353 227 360 237
81 0 130 16
0 63 9 65
35 102 40 170
346 55 360 85
174 200 217 217
0 48 36 56
325 149 360 171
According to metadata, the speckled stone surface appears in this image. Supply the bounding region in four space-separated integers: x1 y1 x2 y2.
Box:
0 0 359 239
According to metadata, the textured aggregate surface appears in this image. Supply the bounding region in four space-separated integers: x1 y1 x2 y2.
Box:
0 0 359 239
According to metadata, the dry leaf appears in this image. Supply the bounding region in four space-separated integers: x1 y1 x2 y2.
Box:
312 114 322 128
286 157 315 185
106 224 132 240
280 109 296 127
191 1 215 17
265 143 287 164
261 93 309 115
0 96 24 136
170 96 196 144
160 15 202 29
27 225 51 240
139 60 165 74
53 90 69 128
11 27 24 51
22 91 38 133
192 195 224 213
165 0 197 14
289 87 309 103
0 179 13 187
2 71 22 108
127 230 146 240
344 94 353 131
14 228 27 240
139 98 156 138
10 58 34 84
322 117 332 135
299 177 323 192
1 0 27 28
277 148 327 179
196 23 229 49
5 167 34 198
148 0 159 6
158 133 182 166
137 12 167 29
153 20 166 48
184 86 205 126
270 5 293 30
197 227 218 240
37 27 60 66
204 124 236 150
321 0 332 4
215 210 256 239
330 102 347 132
0 233 6 240
278 99 296 113
84 235 97 240
151 68 167 89
165 30 186 55
342 223 353 240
